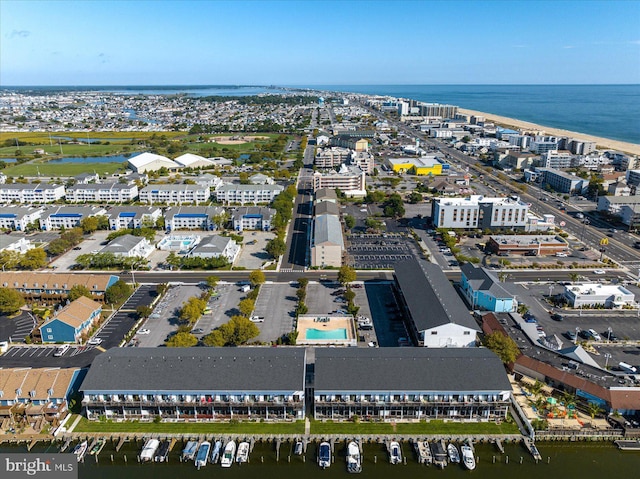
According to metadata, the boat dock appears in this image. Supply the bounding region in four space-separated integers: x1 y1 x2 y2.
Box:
614 439 640 451
493 438 505 454
523 437 542 461
414 440 432 465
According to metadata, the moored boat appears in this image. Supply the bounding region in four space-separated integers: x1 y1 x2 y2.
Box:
318 441 331 469
154 440 170 462
389 441 402 465
461 445 476 470
195 441 211 469
89 438 105 456
181 441 198 461
447 443 460 463
72 441 88 463
236 441 250 463
294 439 304 456
210 440 222 464
220 440 236 468
346 441 362 473
140 439 160 463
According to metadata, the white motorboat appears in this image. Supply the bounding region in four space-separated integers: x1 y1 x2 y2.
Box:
318 441 331 469
72 441 88 463
346 441 362 473
447 443 460 463
220 440 236 468
461 445 476 470
294 439 304 456
389 441 402 465
195 441 210 468
181 441 198 461
210 440 222 464
236 441 250 463
140 439 160 463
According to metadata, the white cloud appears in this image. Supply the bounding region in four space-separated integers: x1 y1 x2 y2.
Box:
9 29 30 39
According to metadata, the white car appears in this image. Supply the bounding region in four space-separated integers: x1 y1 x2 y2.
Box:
593 269 606 274
249 316 264 323
87 338 103 345
555 252 568 257
137 328 150 335
587 329 602 341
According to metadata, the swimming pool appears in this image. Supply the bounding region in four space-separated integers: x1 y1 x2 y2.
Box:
305 328 348 340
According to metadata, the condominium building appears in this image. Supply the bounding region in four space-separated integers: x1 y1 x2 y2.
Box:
214 183 284 205
0 272 119 301
139 184 210 205
431 195 529 230
0 183 65 204
231 207 275 231
540 150 574 169
41 206 107 231
314 147 351 168
164 206 225 231
0 206 44 231
107 206 162 230
537 167 588 194
312 165 366 197
188 235 240 263
66 182 139 203
530 136 559 154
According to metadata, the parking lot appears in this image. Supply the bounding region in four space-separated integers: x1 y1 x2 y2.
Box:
0 311 36 343
121 284 158 310
191 283 247 338
363 282 409 347
252 283 299 342
136 284 203 347
346 234 416 269
234 231 276 269
98 310 139 349
0 344 101 368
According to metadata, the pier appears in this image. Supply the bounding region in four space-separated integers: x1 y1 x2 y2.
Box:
523 437 542 461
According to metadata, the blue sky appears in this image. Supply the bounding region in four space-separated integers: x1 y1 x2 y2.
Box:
1 0 639 85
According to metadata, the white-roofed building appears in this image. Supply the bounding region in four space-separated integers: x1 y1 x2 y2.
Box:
164 206 225 231
249 173 274 185
188 173 224 190
173 153 215 169
0 235 34 253
215 183 284 205
312 165 366 198
66 182 138 203
563 283 635 309
126 152 181 173
139 184 210 205
231 207 275 231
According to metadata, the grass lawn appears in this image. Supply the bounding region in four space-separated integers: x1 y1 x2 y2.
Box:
73 417 305 434
0 131 185 143
3 161 125 177
310 420 520 435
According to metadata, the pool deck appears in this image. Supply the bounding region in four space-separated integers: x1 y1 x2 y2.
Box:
296 315 357 347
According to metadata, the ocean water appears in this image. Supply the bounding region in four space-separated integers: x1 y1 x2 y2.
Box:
309 84 640 145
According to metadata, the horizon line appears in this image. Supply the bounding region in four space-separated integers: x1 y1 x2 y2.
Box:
2 83 640 88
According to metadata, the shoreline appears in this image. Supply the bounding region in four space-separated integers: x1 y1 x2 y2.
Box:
458 107 640 156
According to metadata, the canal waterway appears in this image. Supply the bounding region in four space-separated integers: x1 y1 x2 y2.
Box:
2 439 637 478
45 155 131 164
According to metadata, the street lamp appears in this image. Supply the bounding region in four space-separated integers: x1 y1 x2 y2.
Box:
607 327 612 343
575 327 580 344
604 353 612 370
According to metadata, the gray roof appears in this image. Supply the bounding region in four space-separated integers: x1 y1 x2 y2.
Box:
0 183 61 191
394 259 479 332
107 206 160 220
67 182 134 191
314 201 340 216
80 347 305 393
231 206 275 222
0 235 28 250
315 188 338 201
314 348 511 392
100 234 146 254
313 214 344 247
217 183 283 192
141 184 207 192
189 235 233 255
460 263 513 299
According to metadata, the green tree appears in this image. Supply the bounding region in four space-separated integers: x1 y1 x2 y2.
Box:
265 237 286 258
80 216 99 234
343 289 356 303
212 211 230 230
0 250 21 270
205 275 219 289
295 302 308 316
337 265 357 285
0 288 25 314
165 331 198 347
238 298 255 317
249 270 265 286
365 190 385 203
344 215 355 229
295 288 306 302
19 248 47 270
47 238 71 256
180 297 207 324
105 280 133 305
238 172 250 184
587 401 603 419
383 193 405 218
136 305 153 319
68 284 93 301
202 315 259 346
297 277 309 289
407 192 423 204
482 331 520 364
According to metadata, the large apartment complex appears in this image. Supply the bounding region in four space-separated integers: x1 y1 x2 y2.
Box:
432 195 530 230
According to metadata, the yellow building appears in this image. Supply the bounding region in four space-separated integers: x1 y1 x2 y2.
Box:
387 157 443 176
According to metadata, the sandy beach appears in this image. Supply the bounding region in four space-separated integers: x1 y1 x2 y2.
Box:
458 107 640 157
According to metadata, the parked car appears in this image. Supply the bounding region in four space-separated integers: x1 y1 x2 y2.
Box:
53 345 70 357
587 329 602 341
192 328 204 334
593 269 606 274
604 330 618 341
249 316 264 323
565 331 577 341
87 338 103 346
137 328 150 335
550 313 564 321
